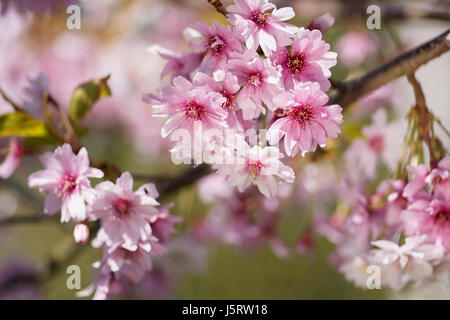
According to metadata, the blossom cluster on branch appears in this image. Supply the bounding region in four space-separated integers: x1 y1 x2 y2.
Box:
144 0 342 199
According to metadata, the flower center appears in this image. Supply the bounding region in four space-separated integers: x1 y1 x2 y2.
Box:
61 174 77 195
287 105 314 124
114 198 132 217
247 72 262 87
246 160 263 180
184 102 205 120
250 10 269 28
369 135 384 153
285 52 305 74
208 37 225 56
221 88 236 111
434 210 450 226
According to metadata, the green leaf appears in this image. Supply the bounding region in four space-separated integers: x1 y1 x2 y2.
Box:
69 75 112 123
0 112 49 137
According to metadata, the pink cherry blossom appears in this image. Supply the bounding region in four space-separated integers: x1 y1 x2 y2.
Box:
228 51 282 120
96 241 154 284
306 13 335 32
226 0 297 56
0 139 24 179
89 172 159 251
403 157 450 200
214 138 295 198
401 196 450 250
346 109 404 179
186 20 244 73
336 31 376 67
271 27 337 90
266 82 343 157
193 70 241 129
148 208 182 244
146 76 227 137
28 144 104 222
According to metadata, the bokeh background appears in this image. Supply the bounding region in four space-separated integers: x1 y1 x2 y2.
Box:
0 0 448 299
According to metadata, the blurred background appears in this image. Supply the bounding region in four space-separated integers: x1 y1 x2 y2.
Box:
0 0 448 299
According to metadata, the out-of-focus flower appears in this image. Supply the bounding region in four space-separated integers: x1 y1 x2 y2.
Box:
267 82 343 157
22 73 49 119
356 84 396 112
271 28 337 90
149 45 203 81
336 31 376 67
227 0 297 56
346 109 404 179
0 139 24 179
197 174 233 203
306 13 335 32
28 144 104 222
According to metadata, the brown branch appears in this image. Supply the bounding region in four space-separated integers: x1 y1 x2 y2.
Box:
207 0 227 17
155 163 212 195
331 28 450 107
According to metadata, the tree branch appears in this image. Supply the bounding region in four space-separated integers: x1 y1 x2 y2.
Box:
0 214 57 227
331 28 450 107
207 0 227 17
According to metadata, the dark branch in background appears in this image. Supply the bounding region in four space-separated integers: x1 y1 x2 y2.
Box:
331 28 450 107
0 214 57 226
154 164 212 195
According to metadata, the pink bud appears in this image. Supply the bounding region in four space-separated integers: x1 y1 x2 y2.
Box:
74 223 89 244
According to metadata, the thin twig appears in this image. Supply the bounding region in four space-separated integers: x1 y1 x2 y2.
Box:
331 29 450 107
407 73 436 168
207 0 227 16
0 87 22 111
434 117 450 138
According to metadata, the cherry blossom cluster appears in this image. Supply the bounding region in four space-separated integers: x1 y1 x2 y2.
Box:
144 0 342 198
27 144 180 299
318 157 450 290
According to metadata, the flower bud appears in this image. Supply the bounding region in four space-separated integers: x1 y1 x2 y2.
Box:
74 223 90 244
